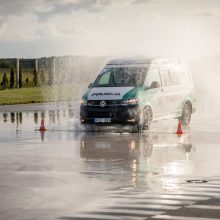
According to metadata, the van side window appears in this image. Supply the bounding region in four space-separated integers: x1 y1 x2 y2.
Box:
175 65 190 86
147 67 161 89
162 69 172 87
170 69 180 85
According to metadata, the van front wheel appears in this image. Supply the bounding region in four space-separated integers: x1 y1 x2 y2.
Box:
141 106 153 130
180 103 192 126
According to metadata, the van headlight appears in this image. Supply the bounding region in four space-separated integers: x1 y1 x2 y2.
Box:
80 99 88 106
121 98 138 105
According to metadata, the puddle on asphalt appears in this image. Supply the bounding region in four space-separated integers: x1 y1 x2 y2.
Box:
0 108 195 179
0 108 195 190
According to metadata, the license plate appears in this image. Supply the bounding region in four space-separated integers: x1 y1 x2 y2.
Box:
94 118 111 123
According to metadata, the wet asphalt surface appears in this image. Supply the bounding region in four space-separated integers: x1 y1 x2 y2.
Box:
0 103 220 220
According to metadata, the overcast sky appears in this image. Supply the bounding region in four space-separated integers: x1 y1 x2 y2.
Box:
0 0 219 58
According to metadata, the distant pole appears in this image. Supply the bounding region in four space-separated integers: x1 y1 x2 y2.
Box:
16 59 19 88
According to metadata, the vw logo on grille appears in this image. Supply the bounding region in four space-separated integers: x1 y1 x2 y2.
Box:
100 100 106 107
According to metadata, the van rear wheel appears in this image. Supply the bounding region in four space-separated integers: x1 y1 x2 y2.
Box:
180 103 192 126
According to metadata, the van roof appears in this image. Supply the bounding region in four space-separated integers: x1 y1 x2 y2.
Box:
106 57 181 66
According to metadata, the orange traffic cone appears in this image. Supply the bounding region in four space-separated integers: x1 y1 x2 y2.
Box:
39 119 46 131
176 121 183 135
40 130 45 142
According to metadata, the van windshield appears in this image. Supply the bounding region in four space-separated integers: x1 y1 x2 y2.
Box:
92 67 148 87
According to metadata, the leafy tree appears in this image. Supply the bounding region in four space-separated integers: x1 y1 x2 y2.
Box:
9 68 15 88
19 67 22 88
33 67 38 86
1 73 8 89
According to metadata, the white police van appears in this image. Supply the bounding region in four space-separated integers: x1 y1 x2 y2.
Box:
80 58 196 130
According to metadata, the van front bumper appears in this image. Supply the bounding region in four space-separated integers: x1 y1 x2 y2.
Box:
80 104 140 125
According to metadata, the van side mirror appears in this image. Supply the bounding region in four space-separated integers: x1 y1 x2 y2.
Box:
150 81 160 89
88 83 92 88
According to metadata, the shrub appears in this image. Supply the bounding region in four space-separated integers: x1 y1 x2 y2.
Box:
10 68 15 88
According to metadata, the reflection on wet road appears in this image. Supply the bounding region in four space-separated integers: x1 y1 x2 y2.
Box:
0 103 220 220
1 108 74 126
80 132 194 188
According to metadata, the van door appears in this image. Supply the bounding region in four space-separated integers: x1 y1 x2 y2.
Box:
171 64 193 117
145 65 164 119
160 65 184 118
159 66 174 117
169 65 185 117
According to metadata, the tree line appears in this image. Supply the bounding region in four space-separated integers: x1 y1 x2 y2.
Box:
0 67 46 90
0 56 108 90
1 68 16 89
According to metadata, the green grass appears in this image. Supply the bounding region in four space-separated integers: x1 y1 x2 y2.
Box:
0 86 77 105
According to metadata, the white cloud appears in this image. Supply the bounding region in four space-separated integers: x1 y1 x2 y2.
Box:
0 0 219 57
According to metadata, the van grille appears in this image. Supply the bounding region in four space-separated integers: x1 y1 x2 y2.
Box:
87 111 113 118
88 100 121 106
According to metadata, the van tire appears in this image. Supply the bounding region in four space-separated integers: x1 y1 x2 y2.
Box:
140 106 153 131
180 102 192 126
